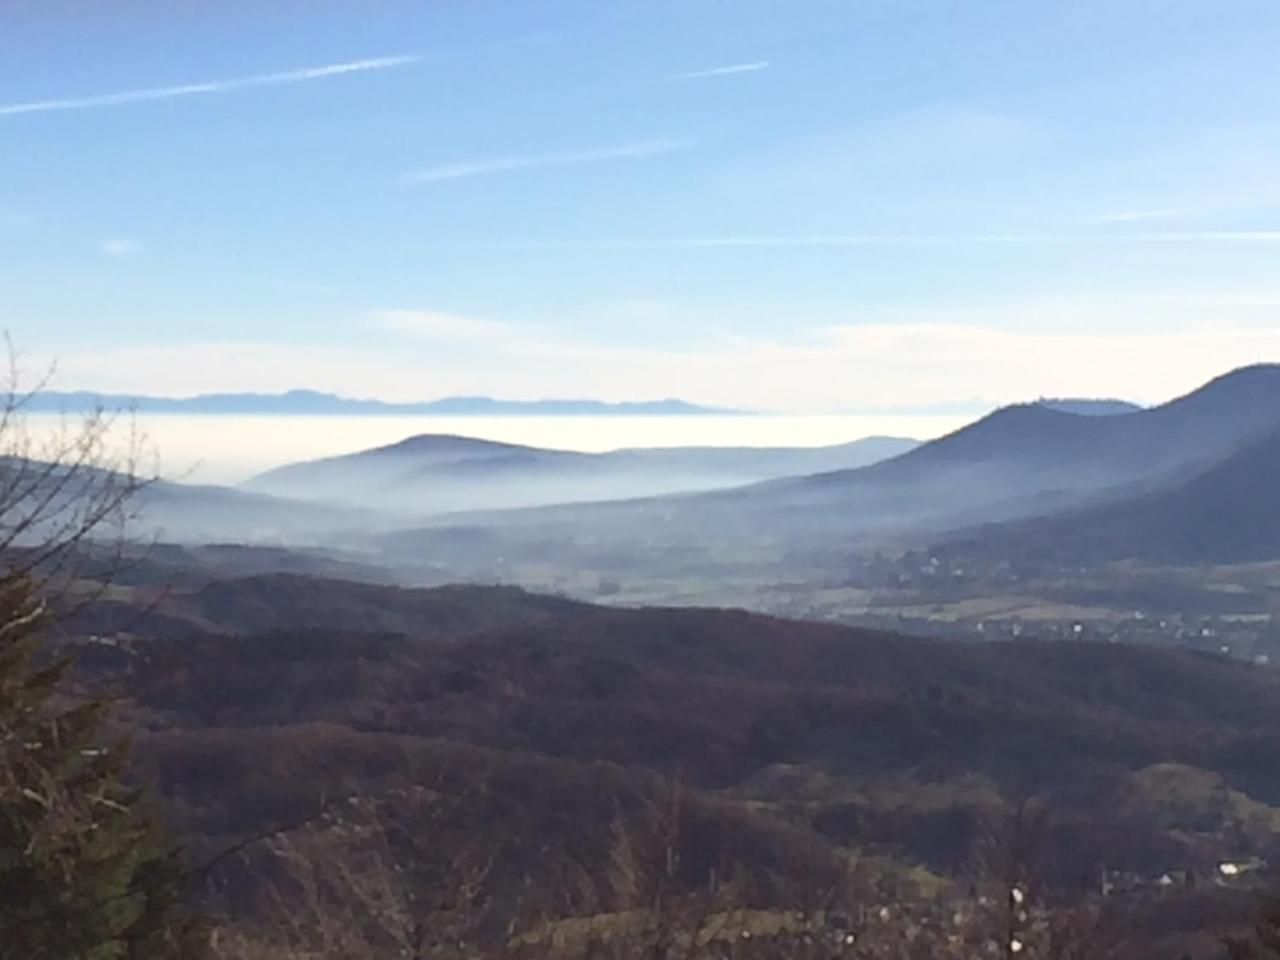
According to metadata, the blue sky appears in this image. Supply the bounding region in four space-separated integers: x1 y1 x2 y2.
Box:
4 0 1280 411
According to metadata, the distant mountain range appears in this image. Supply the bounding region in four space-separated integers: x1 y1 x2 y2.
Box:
53 365 1280 573
28 389 736 416
244 434 919 514
689 363 1280 536
32 388 1146 420
407 365 1280 567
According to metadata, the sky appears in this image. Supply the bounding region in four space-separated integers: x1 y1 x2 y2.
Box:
4 0 1280 412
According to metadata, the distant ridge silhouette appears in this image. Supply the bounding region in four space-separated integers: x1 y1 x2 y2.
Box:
28 389 736 416
504 363 1280 542
245 433 919 514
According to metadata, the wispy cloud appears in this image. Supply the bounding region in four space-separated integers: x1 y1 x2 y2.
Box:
406 139 693 183
680 230 1280 247
0 55 418 118
100 238 142 258
439 229 1280 252
1133 230 1280 242
377 309 526 345
1087 208 1194 224
671 61 771 81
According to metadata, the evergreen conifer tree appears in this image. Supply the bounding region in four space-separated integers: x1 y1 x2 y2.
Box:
0 575 204 959
0 368 205 959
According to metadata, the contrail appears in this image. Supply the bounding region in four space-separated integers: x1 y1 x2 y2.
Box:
0 54 419 117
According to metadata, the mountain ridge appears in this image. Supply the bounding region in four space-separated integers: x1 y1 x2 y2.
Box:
243 433 920 515
393 364 1280 566
936 423 1280 566
29 388 737 416
675 363 1280 535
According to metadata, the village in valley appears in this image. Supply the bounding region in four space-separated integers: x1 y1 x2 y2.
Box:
760 550 1280 665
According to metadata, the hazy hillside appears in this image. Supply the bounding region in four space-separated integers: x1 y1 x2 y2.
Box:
937 426 1280 566
133 477 383 543
757 363 1280 525
0 455 382 549
243 434 918 514
455 364 1280 546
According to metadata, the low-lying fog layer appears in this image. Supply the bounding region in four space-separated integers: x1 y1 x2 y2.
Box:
26 412 973 485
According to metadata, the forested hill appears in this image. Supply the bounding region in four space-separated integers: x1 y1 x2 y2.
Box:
68 576 1280 903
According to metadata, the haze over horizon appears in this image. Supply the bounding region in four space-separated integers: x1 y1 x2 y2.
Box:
25 382 1151 417
6 1 1280 412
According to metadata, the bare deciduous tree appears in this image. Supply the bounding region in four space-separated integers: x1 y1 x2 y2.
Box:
0 350 155 611
0 348 203 960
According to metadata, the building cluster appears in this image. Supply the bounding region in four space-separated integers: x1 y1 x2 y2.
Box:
1101 858 1269 898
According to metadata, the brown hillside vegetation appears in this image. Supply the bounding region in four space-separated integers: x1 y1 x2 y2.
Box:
59 577 1280 956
